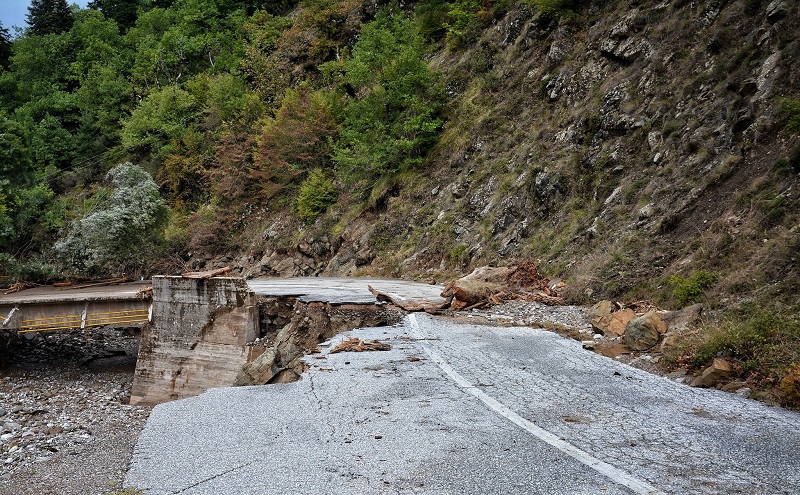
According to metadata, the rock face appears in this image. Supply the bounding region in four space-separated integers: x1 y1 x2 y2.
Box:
691 358 735 388
591 308 635 337
624 311 667 351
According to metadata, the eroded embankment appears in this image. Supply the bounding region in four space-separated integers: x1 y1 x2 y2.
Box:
235 297 403 386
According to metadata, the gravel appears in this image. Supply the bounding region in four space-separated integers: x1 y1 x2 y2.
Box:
0 327 150 495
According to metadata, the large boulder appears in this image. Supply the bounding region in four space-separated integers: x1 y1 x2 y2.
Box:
660 304 703 332
624 311 666 351
591 308 635 337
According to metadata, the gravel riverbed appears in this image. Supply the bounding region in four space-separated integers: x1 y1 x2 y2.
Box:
0 327 150 495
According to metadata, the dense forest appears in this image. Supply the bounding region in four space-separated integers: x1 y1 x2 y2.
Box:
1 0 799 403
3 0 432 277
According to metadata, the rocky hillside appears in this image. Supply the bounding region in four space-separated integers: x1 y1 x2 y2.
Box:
225 0 799 312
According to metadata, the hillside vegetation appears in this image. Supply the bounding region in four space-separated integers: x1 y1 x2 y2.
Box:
0 0 798 405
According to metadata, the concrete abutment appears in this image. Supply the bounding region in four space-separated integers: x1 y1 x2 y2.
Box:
130 276 400 406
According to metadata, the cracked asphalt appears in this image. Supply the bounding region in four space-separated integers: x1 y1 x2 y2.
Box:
126 314 800 494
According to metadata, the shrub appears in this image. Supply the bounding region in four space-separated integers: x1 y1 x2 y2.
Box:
780 99 800 134
296 169 337 224
692 307 800 382
323 9 445 188
668 270 718 307
780 363 800 406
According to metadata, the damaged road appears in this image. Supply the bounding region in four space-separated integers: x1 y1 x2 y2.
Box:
126 313 800 495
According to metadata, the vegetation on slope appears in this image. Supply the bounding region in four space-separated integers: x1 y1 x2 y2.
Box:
0 0 798 405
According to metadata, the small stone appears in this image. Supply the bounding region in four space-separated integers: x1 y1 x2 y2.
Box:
691 358 735 388
735 387 752 398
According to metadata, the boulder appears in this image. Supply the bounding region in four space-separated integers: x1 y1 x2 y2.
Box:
624 311 666 351
593 342 631 359
591 308 635 337
589 300 614 319
660 304 703 332
691 358 734 388
766 0 788 23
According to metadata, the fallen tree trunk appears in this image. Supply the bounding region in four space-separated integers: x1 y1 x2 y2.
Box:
181 266 232 279
370 262 565 313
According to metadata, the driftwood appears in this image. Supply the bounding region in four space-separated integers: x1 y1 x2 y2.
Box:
3 282 36 295
136 286 153 299
368 285 453 313
370 261 565 314
181 266 232 279
52 281 74 288
330 337 392 353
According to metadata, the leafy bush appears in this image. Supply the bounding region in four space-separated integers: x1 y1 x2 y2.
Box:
668 270 718 307
55 162 168 276
296 169 337 224
0 253 57 284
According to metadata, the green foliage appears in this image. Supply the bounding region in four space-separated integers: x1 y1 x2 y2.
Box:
525 0 584 15
0 21 11 69
780 99 800 134
0 253 58 283
121 86 198 156
55 162 168 275
296 168 337 223
26 0 74 36
324 9 445 188
445 0 508 48
88 0 142 31
448 243 470 267
692 306 800 379
668 270 718 307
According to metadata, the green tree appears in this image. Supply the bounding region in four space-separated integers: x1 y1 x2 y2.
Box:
0 21 11 69
120 85 197 156
54 162 168 275
296 168 336 223
26 0 75 36
324 9 445 186
88 0 143 31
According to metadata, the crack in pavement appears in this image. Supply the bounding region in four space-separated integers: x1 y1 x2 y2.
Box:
169 459 259 494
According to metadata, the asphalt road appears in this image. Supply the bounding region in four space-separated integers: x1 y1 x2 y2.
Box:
247 277 446 304
126 314 800 494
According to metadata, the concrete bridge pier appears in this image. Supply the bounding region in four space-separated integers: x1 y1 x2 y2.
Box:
130 276 260 406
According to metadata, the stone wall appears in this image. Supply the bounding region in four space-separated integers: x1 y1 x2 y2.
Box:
130 276 259 406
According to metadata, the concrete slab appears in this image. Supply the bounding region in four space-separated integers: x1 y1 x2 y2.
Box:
247 277 446 305
0 281 152 305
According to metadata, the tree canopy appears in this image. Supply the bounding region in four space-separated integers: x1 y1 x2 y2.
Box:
26 0 75 36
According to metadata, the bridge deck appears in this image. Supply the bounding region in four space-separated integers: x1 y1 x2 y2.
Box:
0 281 152 332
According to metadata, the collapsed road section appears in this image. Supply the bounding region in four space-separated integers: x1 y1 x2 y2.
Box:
129 276 446 406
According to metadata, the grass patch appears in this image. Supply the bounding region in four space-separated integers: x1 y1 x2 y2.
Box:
690 306 800 399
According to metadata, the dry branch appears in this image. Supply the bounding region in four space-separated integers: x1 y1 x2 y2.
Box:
181 266 232 279
330 337 392 353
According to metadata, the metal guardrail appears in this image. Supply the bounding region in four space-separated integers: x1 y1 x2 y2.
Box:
17 309 150 333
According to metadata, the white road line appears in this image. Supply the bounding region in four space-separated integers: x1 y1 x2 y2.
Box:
408 313 666 495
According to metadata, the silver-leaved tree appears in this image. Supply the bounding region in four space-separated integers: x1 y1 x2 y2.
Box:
55 162 168 276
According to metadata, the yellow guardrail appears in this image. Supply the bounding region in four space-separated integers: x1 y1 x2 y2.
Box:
17 309 150 333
